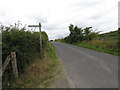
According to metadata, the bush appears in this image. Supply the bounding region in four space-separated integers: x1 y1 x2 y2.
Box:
2 28 48 87
64 24 99 43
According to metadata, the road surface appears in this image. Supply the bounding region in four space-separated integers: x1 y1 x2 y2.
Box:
52 42 118 88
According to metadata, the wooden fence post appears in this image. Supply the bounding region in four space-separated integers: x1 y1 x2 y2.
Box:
0 55 11 78
11 52 18 79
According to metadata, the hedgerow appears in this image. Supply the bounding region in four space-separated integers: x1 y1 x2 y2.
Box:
2 28 48 87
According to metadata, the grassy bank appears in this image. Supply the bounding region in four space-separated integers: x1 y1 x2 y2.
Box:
74 40 119 56
2 27 63 88
9 42 61 88
2 28 50 87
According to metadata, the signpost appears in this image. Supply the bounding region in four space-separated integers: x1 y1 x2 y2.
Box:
28 23 42 57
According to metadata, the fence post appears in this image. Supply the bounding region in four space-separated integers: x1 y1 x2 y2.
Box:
11 52 18 79
0 55 11 78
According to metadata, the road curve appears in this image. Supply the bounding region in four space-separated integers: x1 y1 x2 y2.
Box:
52 42 118 88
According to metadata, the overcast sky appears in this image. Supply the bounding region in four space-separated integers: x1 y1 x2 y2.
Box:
0 0 119 40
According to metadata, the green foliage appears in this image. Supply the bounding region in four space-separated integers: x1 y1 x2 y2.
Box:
99 30 119 40
64 24 98 43
42 31 48 48
74 40 119 56
63 24 119 56
43 41 57 59
5 41 59 88
54 38 64 42
2 28 48 87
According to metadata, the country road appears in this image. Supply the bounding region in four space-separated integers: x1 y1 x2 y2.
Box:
52 42 118 88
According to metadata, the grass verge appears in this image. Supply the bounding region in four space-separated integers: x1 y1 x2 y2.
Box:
73 40 119 56
9 42 61 88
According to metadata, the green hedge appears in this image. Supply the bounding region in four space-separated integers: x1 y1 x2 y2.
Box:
2 28 48 87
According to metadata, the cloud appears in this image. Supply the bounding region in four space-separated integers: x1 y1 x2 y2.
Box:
0 0 119 40
46 29 69 40
119 1 120 28
27 15 48 24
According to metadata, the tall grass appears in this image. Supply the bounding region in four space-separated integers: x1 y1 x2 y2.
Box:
75 40 119 55
8 42 60 88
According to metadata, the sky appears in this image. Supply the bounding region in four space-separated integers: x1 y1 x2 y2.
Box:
0 0 119 40
119 1 120 28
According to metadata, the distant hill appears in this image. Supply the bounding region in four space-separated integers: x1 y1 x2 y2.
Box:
99 30 118 40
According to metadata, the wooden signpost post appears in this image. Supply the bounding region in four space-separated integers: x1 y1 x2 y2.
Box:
28 23 43 57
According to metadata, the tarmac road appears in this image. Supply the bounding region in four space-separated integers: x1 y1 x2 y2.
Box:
52 42 118 88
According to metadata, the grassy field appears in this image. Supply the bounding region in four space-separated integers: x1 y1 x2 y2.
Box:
74 40 119 56
8 42 62 88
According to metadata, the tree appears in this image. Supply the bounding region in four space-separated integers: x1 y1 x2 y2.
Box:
83 27 92 41
69 24 74 33
64 24 99 43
